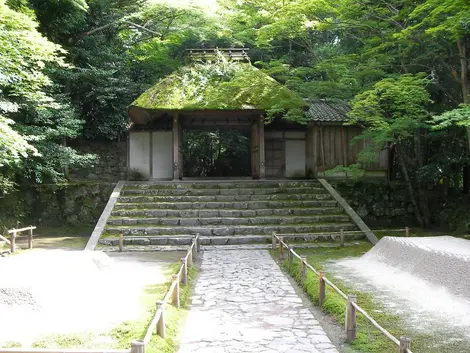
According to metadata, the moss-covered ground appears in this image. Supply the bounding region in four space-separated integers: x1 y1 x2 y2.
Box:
275 239 468 353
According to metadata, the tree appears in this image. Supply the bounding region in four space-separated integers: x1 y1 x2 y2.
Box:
403 0 470 149
0 0 92 184
347 74 432 226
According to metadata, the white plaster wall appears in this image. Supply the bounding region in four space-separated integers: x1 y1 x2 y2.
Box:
285 140 306 177
129 132 150 178
152 131 173 179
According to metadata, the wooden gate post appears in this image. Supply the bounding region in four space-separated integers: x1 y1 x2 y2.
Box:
181 257 188 285
188 249 193 268
172 274 180 309
272 232 277 249
319 272 326 306
192 237 198 260
131 340 145 353
340 229 345 247
196 234 201 253
10 230 16 253
405 227 410 237
399 336 411 353
300 256 307 284
279 236 284 260
156 300 165 338
346 294 357 342
28 226 34 249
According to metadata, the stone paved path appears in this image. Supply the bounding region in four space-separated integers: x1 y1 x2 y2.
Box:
178 249 339 353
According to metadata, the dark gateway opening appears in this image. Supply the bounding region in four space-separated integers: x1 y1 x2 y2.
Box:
183 129 251 178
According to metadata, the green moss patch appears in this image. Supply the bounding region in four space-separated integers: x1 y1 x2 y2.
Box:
130 60 307 123
111 262 197 353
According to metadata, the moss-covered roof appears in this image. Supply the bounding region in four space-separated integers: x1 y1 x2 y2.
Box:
130 61 307 116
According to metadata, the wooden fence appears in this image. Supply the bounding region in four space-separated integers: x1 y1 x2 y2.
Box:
0 235 201 353
1 226 36 255
142 234 200 345
272 233 413 353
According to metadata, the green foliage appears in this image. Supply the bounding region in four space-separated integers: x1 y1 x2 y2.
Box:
0 0 94 186
348 75 431 164
432 105 470 130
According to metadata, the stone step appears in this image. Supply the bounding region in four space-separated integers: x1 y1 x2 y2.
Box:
100 233 365 247
117 193 333 203
107 214 351 226
110 206 344 218
113 200 339 210
124 181 321 189
120 186 326 196
104 223 356 236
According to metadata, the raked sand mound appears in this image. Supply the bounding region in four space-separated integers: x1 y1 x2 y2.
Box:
362 236 470 300
0 250 169 344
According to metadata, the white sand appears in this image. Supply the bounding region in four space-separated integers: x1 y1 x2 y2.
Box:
331 236 470 341
0 250 177 345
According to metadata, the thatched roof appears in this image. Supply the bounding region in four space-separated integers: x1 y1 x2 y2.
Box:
129 61 307 123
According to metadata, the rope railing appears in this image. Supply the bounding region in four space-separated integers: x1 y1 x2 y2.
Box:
272 232 413 353
142 234 200 345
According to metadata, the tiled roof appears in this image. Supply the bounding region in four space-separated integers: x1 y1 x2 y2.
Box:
306 100 350 122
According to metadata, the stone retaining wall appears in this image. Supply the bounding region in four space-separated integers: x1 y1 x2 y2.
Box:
0 182 114 230
331 180 415 227
69 140 127 181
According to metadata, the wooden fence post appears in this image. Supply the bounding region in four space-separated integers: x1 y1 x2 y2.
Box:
188 248 193 268
272 232 277 249
405 227 410 237
319 272 326 306
300 256 307 284
196 233 201 253
288 246 293 269
340 229 345 247
279 236 284 260
131 340 145 353
156 300 165 338
119 234 124 252
399 336 411 353
10 230 16 253
28 226 33 249
346 294 357 342
192 237 198 260
172 274 180 309
181 257 188 285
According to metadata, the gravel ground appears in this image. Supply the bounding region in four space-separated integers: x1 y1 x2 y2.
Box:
0 249 183 346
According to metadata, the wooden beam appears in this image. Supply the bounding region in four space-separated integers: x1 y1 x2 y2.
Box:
173 113 180 180
341 126 348 166
318 179 379 245
259 116 266 179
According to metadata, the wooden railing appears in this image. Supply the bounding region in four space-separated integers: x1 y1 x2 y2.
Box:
0 235 201 353
272 233 413 353
142 234 200 345
1 226 37 254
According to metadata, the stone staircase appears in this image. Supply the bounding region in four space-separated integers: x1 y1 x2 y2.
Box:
99 180 359 246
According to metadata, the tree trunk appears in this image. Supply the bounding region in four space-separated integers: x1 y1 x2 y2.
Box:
397 148 424 227
464 165 470 194
457 39 470 150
